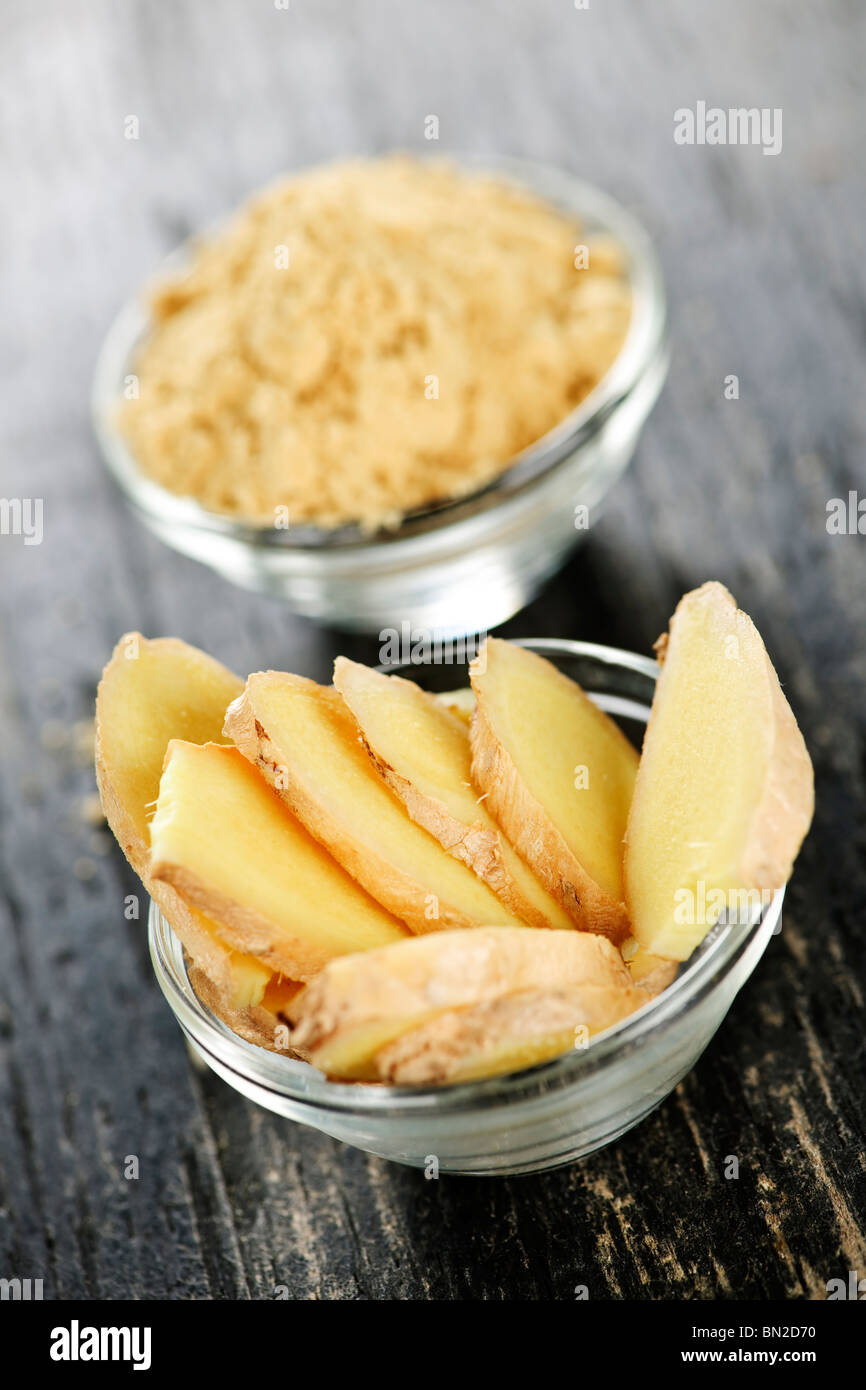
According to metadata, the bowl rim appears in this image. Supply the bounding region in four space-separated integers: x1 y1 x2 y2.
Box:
147 636 784 1116
92 153 668 553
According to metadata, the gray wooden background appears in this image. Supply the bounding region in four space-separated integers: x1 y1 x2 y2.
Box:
1 0 864 1300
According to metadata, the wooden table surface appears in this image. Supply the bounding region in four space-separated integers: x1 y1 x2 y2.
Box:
1 0 864 1300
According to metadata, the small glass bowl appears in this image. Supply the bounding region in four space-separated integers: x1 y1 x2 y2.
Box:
148 639 782 1176
93 156 668 636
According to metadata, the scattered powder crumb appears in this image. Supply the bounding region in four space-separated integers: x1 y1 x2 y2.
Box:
120 156 632 530
73 856 98 882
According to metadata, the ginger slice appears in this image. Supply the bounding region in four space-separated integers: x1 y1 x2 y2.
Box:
96 634 243 857
469 639 638 942
288 926 633 1079
620 936 680 997
95 633 277 1026
225 672 527 934
375 982 647 1085
624 583 814 961
333 657 574 931
433 687 476 725
149 741 407 981
188 966 306 1054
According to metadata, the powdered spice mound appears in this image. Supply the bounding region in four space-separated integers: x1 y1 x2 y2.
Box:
119 157 632 530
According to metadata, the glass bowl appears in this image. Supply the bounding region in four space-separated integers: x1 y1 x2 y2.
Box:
93 156 668 637
147 639 783 1176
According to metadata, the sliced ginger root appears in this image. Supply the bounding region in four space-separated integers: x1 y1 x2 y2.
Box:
225 672 528 935
95 633 243 857
621 940 680 997
94 633 280 1040
97 588 812 1079
433 687 476 725
376 982 647 1085
469 638 638 942
149 741 407 981
333 657 574 931
624 582 814 961
189 966 306 1055
288 926 636 1080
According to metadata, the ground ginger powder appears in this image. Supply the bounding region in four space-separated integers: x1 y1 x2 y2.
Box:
119 158 632 530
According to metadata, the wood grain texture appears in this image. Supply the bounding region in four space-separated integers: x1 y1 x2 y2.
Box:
0 0 864 1300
